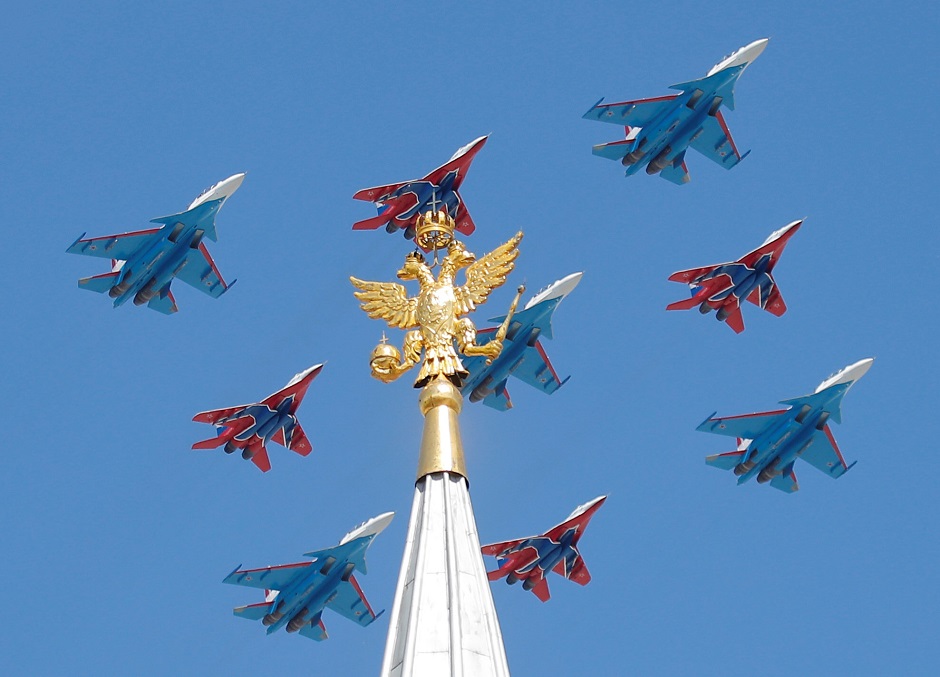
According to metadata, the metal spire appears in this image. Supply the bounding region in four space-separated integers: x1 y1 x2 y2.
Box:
380 379 510 676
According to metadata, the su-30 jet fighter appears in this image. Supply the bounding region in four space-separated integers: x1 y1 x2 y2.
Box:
223 512 393 641
352 135 487 241
698 359 874 493
667 220 801 333
583 39 768 184
192 364 323 473
481 495 605 602
66 173 243 314
461 272 581 410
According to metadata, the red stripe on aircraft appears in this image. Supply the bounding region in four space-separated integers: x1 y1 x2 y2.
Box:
348 574 376 618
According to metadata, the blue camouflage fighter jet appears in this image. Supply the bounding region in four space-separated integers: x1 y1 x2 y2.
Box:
223 512 393 641
583 39 768 184
66 173 243 314
698 359 874 493
461 272 582 410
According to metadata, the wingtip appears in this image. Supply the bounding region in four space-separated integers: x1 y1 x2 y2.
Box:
66 232 87 252
696 412 719 431
582 97 606 119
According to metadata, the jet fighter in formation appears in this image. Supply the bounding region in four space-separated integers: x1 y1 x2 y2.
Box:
667 220 801 333
224 512 393 641
482 495 605 602
66 173 243 314
461 273 581 410
698 359 873 493
352 135 487 241
584 39 768 184
192 364 323 473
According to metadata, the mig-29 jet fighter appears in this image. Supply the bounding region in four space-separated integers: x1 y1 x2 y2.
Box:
352 135 487 241
698 359 874 493
66 173 243 314
461 272 582 411
192 364 323 473
583 39 768 184
223 512 393 641
482 495 605 602
667 220 801 333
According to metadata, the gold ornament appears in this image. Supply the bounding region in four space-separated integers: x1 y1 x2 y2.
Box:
351 232 525 388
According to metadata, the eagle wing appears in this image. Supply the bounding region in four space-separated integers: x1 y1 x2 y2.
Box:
350 276 419 329
454 231 523 316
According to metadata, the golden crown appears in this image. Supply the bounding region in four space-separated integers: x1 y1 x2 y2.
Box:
415 209 456 251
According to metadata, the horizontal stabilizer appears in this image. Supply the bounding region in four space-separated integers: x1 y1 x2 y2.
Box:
233 601 271 622
660 159 691 185
666 294 706 311
192 431 228 449
78 271 120 294
770 467 800 493
705 450 745 470
591 138 636 161
298 619 329 641
483 387 512 411
147 286 178 315
250 447 271 473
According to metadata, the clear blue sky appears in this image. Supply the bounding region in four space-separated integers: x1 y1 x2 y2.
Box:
2 2 938 675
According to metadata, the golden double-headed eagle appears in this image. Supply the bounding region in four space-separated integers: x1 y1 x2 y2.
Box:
350 219 523 388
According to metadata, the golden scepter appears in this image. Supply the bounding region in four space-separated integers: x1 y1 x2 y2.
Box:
486 284 526 365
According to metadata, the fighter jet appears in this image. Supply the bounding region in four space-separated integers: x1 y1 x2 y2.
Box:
192 364 323 473
698 359 874 493
352 135 487 241
481 495 605 602
583 39 768 184
667 220 801 333
461 272 581 411
223 512 393 641
66 173 243 314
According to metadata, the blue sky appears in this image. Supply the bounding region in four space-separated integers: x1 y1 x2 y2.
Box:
2 2 938 675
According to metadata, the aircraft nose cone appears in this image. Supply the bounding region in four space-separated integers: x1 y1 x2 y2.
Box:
709 38 770 76
844 357 875 383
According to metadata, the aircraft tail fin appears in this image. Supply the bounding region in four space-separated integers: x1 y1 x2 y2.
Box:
78 271 120 294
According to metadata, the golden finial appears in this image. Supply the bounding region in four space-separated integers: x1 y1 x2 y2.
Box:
415 209 456 251
350 231 524 388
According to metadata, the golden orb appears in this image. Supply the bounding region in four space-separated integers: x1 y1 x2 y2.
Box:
370 342 401 381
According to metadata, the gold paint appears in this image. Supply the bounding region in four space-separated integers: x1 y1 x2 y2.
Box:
415 209 455 252
351 231 524 388
415 378 467 480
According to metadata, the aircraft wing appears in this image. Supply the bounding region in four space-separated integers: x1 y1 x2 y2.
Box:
454 207 476 236
193 405 248 425
66 228 161 260
175 242 232 298
553 553 591 586
583 94 680 127
325 575 382 627
510 342 568 395
272 420 313 456
800 425 854 479
746 283 787 316
481 538 527 559
223 561 311 592
353 182 408 203
688 111 744 168
668 265 725 285
697 409 789 439
481 387 512 411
